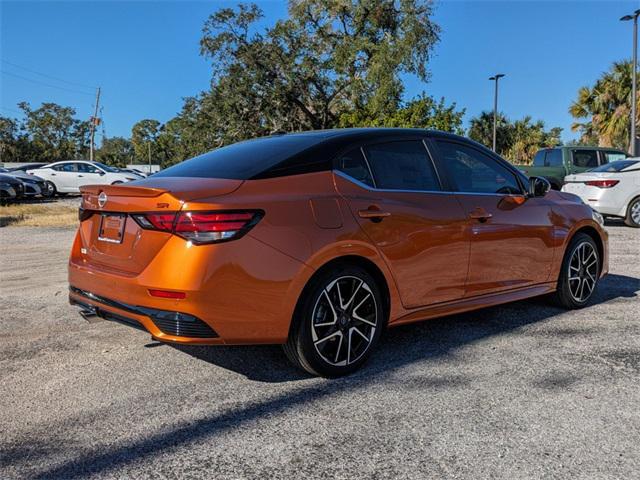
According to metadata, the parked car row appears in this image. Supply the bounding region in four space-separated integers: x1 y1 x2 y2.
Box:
0 161 147 203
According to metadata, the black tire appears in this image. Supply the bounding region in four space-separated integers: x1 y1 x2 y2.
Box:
553 233 600 309
283 264 385 377
42 181 56 198
624 197 640 228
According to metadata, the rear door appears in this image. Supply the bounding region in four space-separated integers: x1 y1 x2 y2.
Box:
431 139 555 298
334 139 469 308
52 162 79 192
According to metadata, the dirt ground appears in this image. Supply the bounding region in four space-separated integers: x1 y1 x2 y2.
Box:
0 221 639 479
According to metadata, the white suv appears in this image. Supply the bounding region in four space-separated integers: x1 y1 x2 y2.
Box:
27 161 143 195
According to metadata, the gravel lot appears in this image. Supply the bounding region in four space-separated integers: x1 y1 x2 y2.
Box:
1 222 639 479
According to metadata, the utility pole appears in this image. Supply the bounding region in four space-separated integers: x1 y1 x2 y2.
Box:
489 74 505 152
89 87 101 161
621 10 640 155
148 141 151 173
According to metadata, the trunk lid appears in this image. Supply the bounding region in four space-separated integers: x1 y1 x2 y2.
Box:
77 177 243 275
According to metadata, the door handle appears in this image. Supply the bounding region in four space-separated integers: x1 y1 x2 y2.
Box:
78 175 84 177
51 173 56 176
358 207 391 222
468 208 493 222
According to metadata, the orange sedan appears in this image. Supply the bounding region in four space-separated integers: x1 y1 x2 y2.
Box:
69 129 608 376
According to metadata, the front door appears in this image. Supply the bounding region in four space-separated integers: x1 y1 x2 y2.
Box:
432 139 555 298
334 140 469 308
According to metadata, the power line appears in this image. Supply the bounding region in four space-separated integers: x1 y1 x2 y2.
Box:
0 59 96 91
1 70 95 96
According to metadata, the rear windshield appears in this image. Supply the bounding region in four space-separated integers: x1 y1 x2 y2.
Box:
153 135 325 179
590 160 639 172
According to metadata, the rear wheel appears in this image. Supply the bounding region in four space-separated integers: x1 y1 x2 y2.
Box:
553 233 600 309
625 197 640 228
283 265 384 377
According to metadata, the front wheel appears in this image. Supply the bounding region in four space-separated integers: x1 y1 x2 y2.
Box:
42 181 56 198
553 233 600 309
283 265 384 377
625 197 640 228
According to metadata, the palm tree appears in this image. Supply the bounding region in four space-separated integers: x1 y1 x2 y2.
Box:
570 61 639 150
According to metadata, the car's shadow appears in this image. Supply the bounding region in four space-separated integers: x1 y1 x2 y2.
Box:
21 272 639 480
172 273 639 383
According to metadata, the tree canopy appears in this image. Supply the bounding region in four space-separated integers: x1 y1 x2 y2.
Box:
570 60 639 151
469 111 562 164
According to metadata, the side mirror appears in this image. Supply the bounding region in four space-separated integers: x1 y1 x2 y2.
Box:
528 176 551 197
98 171 105 176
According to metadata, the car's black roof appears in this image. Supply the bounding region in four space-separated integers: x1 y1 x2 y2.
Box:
252 128 484 179
272 127 461 140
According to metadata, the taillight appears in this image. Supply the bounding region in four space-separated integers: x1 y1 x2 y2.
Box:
585 180 619 188
132 210 263 244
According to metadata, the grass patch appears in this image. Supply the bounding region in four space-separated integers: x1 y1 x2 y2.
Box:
0 203 78 227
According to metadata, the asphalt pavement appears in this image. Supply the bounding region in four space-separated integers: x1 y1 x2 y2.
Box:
1 222 638 479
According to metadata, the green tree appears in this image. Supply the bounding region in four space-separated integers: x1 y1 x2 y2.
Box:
18 102 90 161
569 60 639 150
468 111 562 164
504 116 562 165
97 137 134 167
131 119 161 164
0 116 21 162
468 111 511 153
339 94 465 133
181 0 440 146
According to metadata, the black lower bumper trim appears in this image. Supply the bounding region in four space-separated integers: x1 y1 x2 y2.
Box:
69 286 218 338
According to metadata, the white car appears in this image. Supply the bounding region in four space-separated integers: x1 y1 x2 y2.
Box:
562 159 640 227
27 161 143 195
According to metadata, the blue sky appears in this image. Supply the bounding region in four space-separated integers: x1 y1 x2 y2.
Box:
1 0 637 144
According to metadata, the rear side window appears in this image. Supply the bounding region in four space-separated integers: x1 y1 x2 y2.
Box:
604 151 627 163
533 150 546 166
54 163 77 172
546 149 563 166
335 149 374 187
153 135 325 180
435 140 522 195
363 141 440 191
572 150 599 168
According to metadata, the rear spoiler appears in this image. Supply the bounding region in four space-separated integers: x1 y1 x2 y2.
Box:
80 184 168 198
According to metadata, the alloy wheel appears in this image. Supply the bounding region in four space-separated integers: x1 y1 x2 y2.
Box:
311 276 378 367
567 242 598 303
631 201 640 224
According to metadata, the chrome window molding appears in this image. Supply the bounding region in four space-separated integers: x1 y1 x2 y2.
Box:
333 170 525 198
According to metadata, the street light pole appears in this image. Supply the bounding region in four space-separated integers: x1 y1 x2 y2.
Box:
621 10 640 156
489 74 505 152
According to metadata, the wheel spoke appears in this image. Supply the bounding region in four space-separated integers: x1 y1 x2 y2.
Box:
314 290 338 327
314 330 342 347
342 279 363 310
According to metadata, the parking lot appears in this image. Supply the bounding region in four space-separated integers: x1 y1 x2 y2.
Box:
0 221 638 479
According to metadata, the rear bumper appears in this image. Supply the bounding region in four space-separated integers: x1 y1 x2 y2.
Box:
69 286 222 343
68 228 314 345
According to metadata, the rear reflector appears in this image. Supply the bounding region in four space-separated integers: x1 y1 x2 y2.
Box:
149 289 186 299
585 180 619 188
132 210 263 244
